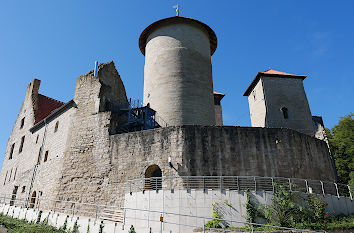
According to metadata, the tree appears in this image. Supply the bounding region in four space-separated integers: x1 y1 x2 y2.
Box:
326 113 354 190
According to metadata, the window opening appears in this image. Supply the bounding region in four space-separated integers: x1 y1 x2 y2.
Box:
44 151 49 162
145 165 162 190
8 169 12 181
20 117 25 129
19 136 25 153
9 143 15 159
4 171 8 185
36 135 39 144
29 191 36 208
13 167 17 181
54 121 59 133
10 186 18 206
37 148 42 164
281 107 289 119
21 186 26 193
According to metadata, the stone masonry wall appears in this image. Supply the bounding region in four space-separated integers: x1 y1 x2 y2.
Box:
0 79 74 206
0 80 40 199
55 61 128 206
105 125 336 206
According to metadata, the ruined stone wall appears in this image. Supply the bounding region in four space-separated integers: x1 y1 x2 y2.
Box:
55 61 128 206
178 126 334 181
104 125 336 205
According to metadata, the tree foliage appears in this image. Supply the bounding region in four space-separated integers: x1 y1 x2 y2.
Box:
326 113 354 189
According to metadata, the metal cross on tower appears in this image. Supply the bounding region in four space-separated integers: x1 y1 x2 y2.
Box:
173 4 180 16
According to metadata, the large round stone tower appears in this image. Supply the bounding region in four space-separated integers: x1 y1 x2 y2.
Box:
139 16 217 126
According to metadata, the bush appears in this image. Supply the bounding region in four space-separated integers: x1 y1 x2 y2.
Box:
204 201 222 229
0 213 65 233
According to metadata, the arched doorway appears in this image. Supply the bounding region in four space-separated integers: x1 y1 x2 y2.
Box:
145 165 162 190
29 191 36 208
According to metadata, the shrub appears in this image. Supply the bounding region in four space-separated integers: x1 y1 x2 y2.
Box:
204 201 222 229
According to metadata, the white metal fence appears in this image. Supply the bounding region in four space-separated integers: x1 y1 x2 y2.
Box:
126 175 352 199
0 195 323 233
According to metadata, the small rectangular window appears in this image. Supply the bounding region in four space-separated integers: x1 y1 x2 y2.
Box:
37 148 42 164
19 136 25 153
35 135 39 144
20 117 25 129
8 168 12 181
9 143 15 159
13 167 17 181
21 186 26 193
4 171 8 185
54 121 59 133
44 151 49 162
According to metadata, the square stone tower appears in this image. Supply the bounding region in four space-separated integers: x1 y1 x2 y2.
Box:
244 69 315 136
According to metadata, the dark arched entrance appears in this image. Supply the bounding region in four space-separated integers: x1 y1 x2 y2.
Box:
145 165 162 190
29 191 36 208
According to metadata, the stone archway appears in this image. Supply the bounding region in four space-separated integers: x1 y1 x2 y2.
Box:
145 165 162 190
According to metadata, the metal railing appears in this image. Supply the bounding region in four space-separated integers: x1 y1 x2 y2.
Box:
0 195 119 219
0 194 322 233
126 175 353 199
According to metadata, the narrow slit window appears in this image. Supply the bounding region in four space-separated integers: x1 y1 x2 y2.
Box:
13 167 17 181
281 107 289 119
20 117 25 129
54 121 59 133
19 136 25 153
8 169 12 181
37 148 42 164
9 143 15 159
22 186 26 193
44 151 49 162
4 171 8 185
36 135 39 144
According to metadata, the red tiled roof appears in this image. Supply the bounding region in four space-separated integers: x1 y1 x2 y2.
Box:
261 69 306 77
213 92 225 96
243 69 307 96
35 94 65 124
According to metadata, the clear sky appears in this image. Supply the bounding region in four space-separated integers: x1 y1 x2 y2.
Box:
0 0 353 167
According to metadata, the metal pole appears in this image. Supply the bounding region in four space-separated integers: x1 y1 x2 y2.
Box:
288 178 291 191
122 209 126 230
237 176 239 192
320 181 325 196
72 203 75 216
203 217 205 233
334 183 340 198
219 176 222 191
305 180 309 193
271 178 274 193
348 185 353 201
254 177 256 191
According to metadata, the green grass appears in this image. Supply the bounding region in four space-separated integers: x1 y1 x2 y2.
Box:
0 213 66 233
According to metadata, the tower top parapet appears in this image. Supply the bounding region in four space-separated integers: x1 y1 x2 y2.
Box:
139 16 217 56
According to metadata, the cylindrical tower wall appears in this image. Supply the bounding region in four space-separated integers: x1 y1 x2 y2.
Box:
143 21 216 126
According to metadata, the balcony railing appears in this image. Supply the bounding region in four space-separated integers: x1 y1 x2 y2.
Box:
126 175 353 199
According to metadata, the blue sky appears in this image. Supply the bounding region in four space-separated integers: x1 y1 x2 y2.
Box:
0 0 353 167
